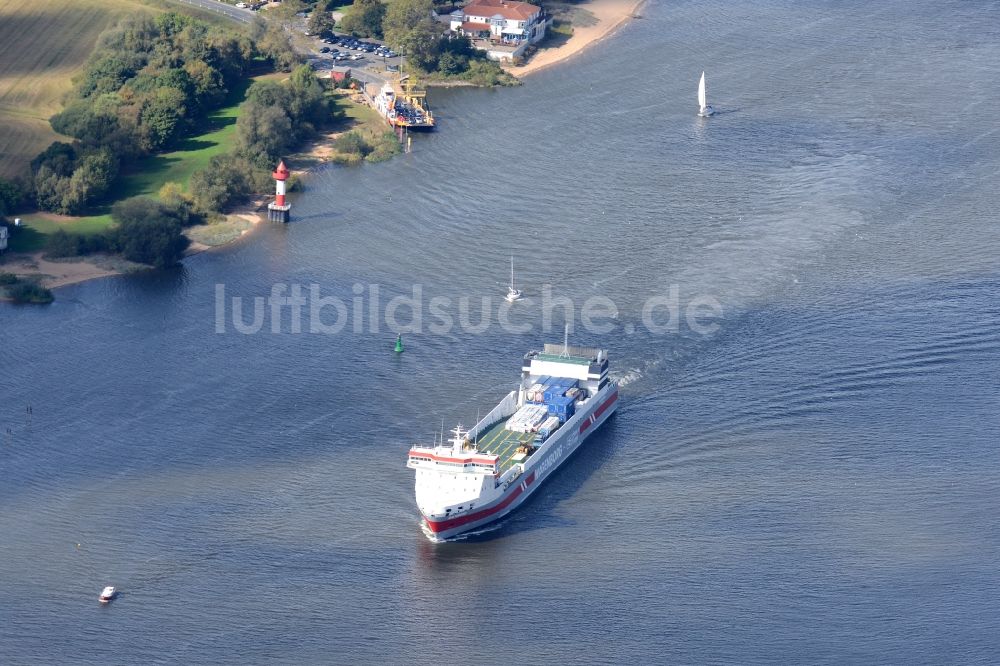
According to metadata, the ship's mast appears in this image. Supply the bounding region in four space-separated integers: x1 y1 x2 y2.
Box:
450 424 467 454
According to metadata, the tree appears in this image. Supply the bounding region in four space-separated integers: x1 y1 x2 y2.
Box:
237 103 294 168
138 86 188 151
31 142 77 178
33 167 72 213
189 154 253 213
0 179 24 215
382 0 442 71
62 149 119 214
340 0 386 38
32 143 77 213
288 64 329 126
184 59 226 109
306 8 335 37
436 51 467 75
78 53 145 98
271 0 309 20
45 229 109 258
50 101 122 147
158 182 187 206
233 73 331 169
109 197 191 268
256 23 301 72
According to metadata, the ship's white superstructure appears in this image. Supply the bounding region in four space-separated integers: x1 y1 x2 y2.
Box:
406 343 618 540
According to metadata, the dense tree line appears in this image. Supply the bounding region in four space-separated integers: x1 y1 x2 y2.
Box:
29 12 299 215
30 143 118 216
46 196 196 269
189 64 333 214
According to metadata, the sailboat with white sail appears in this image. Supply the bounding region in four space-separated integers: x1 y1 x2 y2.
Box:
698 71 715 117
505 257 522 303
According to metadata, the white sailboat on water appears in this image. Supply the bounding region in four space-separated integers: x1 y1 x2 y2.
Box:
698 71 715 117
505 257 522 302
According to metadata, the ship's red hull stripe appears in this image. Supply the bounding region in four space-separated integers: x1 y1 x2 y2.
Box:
579 390 618 434
426 471 536 533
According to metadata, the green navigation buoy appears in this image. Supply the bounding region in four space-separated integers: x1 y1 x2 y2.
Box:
394 334 404 353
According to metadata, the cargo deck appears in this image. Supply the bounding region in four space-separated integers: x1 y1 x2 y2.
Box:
473 419 536 475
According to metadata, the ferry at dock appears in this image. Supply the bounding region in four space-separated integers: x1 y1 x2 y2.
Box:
406 343 618 540
374 77 435 130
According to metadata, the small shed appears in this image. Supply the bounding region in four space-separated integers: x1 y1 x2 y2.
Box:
329 66 352 83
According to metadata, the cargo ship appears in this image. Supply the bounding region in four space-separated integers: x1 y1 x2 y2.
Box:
373 76 435 130
406 342 618 540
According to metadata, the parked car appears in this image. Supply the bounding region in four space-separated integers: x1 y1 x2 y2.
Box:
320 46 330 53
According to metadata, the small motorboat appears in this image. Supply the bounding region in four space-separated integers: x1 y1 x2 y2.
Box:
99 586 116 603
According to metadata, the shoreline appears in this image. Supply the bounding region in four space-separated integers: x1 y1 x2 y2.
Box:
1 88 348 293
2 3 646 293
506 0 646 78
2 204 270 291
0 252 143 290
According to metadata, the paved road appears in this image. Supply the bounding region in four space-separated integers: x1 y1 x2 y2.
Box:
172 2 394 90
172 0 254 24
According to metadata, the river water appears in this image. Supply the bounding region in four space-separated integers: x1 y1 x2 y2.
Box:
3 0 1000 662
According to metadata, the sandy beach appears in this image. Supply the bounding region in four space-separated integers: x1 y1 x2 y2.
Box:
2 252 136 289
2 205 267 291
507 0 646 77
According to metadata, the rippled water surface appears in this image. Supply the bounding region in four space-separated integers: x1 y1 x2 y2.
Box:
3 0 1000 662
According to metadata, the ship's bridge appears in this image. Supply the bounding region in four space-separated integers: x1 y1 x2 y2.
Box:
406 447 499 474
407 426 499 475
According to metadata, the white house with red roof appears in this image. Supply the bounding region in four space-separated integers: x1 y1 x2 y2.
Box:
449 0 548 61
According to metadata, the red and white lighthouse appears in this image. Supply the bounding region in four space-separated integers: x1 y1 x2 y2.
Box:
267 159 291 223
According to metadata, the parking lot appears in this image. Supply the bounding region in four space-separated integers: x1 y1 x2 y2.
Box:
307 33 403 77
290 9 403 87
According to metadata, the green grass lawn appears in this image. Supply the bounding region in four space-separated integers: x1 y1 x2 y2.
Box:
117 102 239 199
9 72 280 253
338 91 384 129
8 215 112 252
